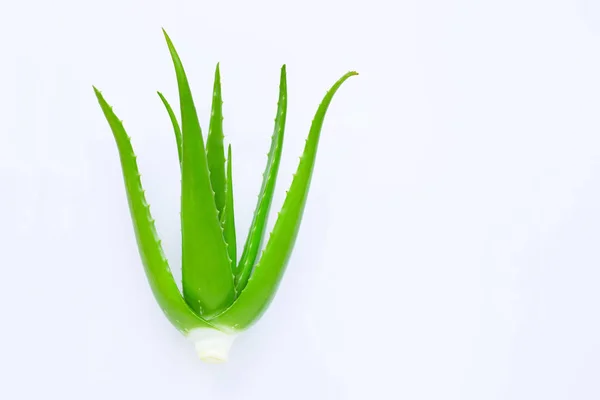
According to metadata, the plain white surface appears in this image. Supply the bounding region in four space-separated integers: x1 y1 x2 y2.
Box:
1 0 600 398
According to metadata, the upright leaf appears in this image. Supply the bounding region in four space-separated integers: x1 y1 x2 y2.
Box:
93 87 215 333
235 65 287 292
221 145 237 269
210 71 358 330
157 91 182 164
163 29 235 317
206 63 227 220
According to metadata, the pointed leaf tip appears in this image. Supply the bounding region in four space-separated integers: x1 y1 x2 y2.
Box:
235 65 288 291
207 60 227 220
222 142 237 267
157 91 183 164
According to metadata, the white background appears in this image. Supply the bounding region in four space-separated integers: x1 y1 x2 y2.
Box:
1 0 599 399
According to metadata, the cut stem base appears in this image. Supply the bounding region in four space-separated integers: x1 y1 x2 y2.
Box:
187 328 237 363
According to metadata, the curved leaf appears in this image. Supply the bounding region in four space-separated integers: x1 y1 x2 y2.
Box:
157 91 182 164
210 71 358 330
93 86 215 334
235 65 287 292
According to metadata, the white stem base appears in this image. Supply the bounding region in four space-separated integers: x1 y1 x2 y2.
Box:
187 328 237 363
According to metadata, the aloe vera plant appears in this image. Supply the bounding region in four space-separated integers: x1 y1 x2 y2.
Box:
93 29 357 363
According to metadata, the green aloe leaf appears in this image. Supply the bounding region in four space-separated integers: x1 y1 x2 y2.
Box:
235 65 287 292
93 86 214 334
157 91 182 164
210 71 358 330
206 63 227 221
221 145 237 269
163 29 235 317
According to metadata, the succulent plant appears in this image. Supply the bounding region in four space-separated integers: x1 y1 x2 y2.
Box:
93 29 357 363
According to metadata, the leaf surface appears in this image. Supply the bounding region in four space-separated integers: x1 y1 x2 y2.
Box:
163 29 235 316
